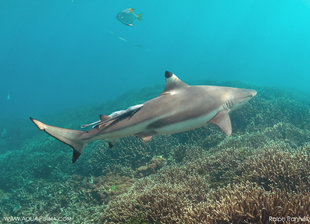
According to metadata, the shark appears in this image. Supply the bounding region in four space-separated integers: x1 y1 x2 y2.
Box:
30 71 257 163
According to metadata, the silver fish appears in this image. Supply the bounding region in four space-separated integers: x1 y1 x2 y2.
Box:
116 8 142 26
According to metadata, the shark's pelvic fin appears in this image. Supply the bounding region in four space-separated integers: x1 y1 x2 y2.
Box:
161 71 188 95
209 110 232 136
141 135 152 142
30 118 87 163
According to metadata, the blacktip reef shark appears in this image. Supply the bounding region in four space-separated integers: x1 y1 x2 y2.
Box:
30 71 257 163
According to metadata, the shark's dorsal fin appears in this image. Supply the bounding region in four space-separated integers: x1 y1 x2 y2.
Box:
161 71 188 95
209 110 232 136
100 114 110 121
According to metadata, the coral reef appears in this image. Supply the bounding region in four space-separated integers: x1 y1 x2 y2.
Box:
183 182 310 224
239 142 310 193
135 156 165 178
102 168 210 223
102 144 310 223
0 84 309 223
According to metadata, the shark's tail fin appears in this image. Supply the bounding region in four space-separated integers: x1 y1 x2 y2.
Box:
30 118 87 163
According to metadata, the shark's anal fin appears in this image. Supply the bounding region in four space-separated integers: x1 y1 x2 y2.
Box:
141 135 152 142
209 110 232 136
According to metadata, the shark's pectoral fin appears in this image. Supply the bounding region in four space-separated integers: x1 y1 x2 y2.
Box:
209 110 232 136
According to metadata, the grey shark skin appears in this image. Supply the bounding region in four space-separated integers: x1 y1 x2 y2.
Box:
30 71 257 163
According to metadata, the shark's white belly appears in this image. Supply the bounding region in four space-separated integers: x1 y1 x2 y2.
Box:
154 109 218 134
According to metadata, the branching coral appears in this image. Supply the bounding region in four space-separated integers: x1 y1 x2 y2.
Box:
102 167 210 224
101 142 310 223
239 142 310 193
135 156 165 178
183 182 310 224
184 147 252 188
103 176 310 224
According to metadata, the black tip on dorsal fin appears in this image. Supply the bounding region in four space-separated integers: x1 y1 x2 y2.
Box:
100 114 110 121
72 150 81 163
165 71 173 78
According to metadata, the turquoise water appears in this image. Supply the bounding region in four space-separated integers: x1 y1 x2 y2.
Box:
0 0 310 223
1 0 310 118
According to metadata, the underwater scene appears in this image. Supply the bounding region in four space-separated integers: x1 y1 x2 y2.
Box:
0 0 310 223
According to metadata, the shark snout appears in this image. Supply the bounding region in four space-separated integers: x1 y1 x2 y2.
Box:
231 88 257 109
250 90 257 97
242 89 257 100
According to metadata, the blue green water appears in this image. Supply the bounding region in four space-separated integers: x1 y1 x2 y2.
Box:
0 1 310 223
1 0 310 119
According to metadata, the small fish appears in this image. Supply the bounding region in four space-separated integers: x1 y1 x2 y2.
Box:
116 8 142 26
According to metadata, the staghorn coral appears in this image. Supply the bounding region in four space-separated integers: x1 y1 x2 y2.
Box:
239 142 310 193
170 144 209 164
102 169 310 223
135 156 165 178
101 142 310 223
183 182 310 224
102 167 210 224
183 146 253 188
